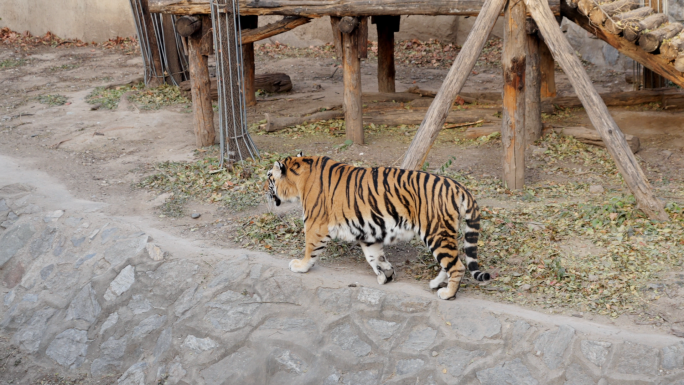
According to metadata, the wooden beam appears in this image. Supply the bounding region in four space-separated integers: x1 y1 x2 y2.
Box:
141 0 164 87
373 16 400 93
188 20 215 147
526 20 542 144
241 16 258 107
149 0 561 17
342 17 364 144
162 13 184 85
529 0 667 221
539 37 556 98
241 16 311 44
330 17 344 59
562 3 684 88
401 0 507 170
176 15 202 37
502 0 527 190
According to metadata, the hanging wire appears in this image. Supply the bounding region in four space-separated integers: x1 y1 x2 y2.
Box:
211 0 260 165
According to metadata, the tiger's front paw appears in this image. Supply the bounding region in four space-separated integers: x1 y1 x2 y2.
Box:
437 287 457 300
376 268 395 285
289 259 311 273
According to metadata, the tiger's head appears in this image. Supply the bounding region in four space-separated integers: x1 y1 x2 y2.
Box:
267 152 309 206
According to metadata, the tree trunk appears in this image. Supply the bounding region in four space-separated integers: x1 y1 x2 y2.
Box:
605 7 654 35
342 18 364 144
526 0 667 221
330 16 344 59
188 30 215 147
374 16 399 93
401 0 507 170
175 15 201 36
526 27 542 145
622 13 668 43
660 33 684 61
589 0 640 26
639 23 684 53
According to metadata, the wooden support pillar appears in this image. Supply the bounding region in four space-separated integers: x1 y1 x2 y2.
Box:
187 15 215 147
539 38 556 98
502 0 527 190
341 16 365 145
241 16 258 106
141 0 164 87
372 16 400 93
400 0 507 170
524 0 667 221
162 13 184 85
330 16 344 59
525 19 542 145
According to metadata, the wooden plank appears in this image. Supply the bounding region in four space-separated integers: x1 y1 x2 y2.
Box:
539 38 556 98
357 17 368 58
149 0 561 16
343 18 364 144
373 16 398 93
401 0 507 170
188 29 215 147
502 0 527 190
526 20 542 144
241 16 310 44
563 2 684 88
529 0 667 221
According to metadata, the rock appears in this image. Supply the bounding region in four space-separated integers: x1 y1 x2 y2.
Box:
201 347 255 384
191 213 201 219
445 306 501 340
88 229 100 241
71 236 86 247
104 236 148 267
384 294 431 313
533 325 575 369
104 265 135 301
476 358 539 385
52 237 66 256
163 359 186 385
4 290 15 307
401 327 437 352
589 185 604 194
527 222 546 231
261 317 316 331
131 314 166 339
64 217 82 227
564 363 596 385
331 324 371 357
432 351 438 357
318 287 352 312
396 359 424 376
662 342 684 370
273 348 306 374
118 362 147 385
357 287 385 305
365 318 400 340
127 294 152 315
3 261 25 288
29 226 57 258
23 294 38 302
146 243 164 261
324 373 341 385
146 260 199 301
0 223 35 268
340 370 379 385
100 227 119 244
173 284 200 317
90 336 127 377
12 307 57 353
65 283 102 324
74 253 97 269
43 210 64 222
40 264 54 280
204 290 261 332
249 264 262 279
438 346 486 377
208 259 249 289
580 340 611 367
182 335 218 353
100 312 119 335
259 273 303 303
45 329 89 369
520 284 532 291
154 327 172 361
615 341 658 375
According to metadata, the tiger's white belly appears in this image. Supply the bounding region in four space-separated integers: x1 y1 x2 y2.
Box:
328 222 416 245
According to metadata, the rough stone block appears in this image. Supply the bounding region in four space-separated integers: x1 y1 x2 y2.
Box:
204 290 261 331
90 336 127 377
580 340 611 367
438 346 486 377
318 287 352 312
396 358 425 376
182 335 218 353
564 363 596 385
154 327 172 361
0 223 35 268
128 294 152 315
444 304 501 340
65 283 102 324
614 342 659 376
476 358 539 385
201 347 255 384
273 348 307 374
534 325 575 369
12 307 56 353
401 327 437 352
104 265 135 301
131 314 166 339
357 287 385 305
383 294 431 313
662 342 684 370
261 317 316 331
331 324 371 357
118 362 147 385
340 370 379 385
29 226 56 258
45 328 89 369
365 318 400 341
99 312 119 335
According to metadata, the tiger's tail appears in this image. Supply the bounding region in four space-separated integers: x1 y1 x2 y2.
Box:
462 198 490 281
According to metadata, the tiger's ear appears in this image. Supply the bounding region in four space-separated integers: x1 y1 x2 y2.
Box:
272 161 283 178
296 151 303 157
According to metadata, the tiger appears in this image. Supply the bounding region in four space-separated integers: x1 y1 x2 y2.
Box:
266 153 490 300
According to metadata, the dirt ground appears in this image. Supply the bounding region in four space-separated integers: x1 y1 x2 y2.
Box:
2 37 684 348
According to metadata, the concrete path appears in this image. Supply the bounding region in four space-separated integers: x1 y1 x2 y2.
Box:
1 154 683 385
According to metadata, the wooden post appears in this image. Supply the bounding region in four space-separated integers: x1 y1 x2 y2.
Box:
241 16 258 106
188 16 215 148
401 0 507 170
341 16 364 144
373 16 400 93
526 19 542 145
141 0 164 87
525 0 667 221
162 14 184 85
502 0 527 190
539 38 556 98
330 16 344 59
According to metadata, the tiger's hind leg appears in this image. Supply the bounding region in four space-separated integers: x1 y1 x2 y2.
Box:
432 243 466 300
360 243 395 285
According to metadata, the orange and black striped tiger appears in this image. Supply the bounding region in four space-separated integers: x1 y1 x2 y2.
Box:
267 153 490 300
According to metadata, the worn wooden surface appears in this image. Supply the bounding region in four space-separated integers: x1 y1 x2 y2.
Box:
563 2 684 88
660 33 684 61
526 25 542 145
589 0 640 26
142 0 164 87
188 30 215 147
502 0 527 190
622 13 668 43
241 16 310 44
149 0 561 16
539 38 556 98
175 15 202 36
357 17 368 58
605 7 654 35
330 17 344 58
529 0 667 221
343 19 364 144
241 16 258 107
374 16 399 93
401 0 507 170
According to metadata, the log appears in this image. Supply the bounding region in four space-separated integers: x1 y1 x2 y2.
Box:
539 38 556 97
552 126 640 153
241 16 311 44
605 7 654 35
357 17 368 58
330 17 343 58
241 15 258 107
551 88 684 107
374 16 400 93
502 0 527 190
339 16 359 33
343 18 364 144
660 32 684 62
622 13 668 43
566 0 579 9
526 25 543 144
179 73 293 99
577 0 597 16
149 0 562 17
260 111 343 132
407 86 502 104
175 15 201 37
639 23 684 53
188 25 215 147
364 110 496 126
527 0 667 220
563 3 684 88
141 0 164 87
589 0 640 26
675 53 684 72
